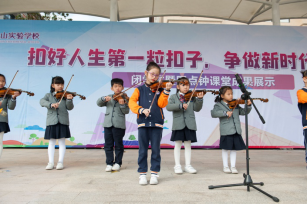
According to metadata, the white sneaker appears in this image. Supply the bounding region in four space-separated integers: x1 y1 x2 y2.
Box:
184 165 197 174
231 167 238 174
150 174 159 185
45 163 54 170
174 165 183 174
223 166 231 173
112 163 120 171
105 165 113 172
139 175 148 185
56 162 64 170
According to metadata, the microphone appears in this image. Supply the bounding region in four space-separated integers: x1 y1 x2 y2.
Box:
235 74 247 94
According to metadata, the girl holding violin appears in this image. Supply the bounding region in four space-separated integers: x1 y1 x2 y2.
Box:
0 74 21 160
211 86 251 174
96 78 129 172
40 76 74 170
166 77 203 174
129 61 172 185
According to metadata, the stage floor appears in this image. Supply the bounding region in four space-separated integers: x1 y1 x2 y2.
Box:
0 148 306 203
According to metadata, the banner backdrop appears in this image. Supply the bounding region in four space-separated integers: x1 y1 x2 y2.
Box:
0 21 305 148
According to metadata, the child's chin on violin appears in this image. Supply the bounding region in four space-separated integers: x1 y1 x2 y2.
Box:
51 84 73 109
221 89 251 118
0 75 21 106
104 81 125 105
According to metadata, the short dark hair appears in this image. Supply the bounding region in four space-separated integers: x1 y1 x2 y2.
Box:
176 77 190 93
146 61 161 73
50 76 64 93
215 86 233 102
111 78 123 87
0 74 6 83
301 70 307 78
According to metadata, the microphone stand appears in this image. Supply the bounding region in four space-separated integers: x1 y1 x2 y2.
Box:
208 76 279 202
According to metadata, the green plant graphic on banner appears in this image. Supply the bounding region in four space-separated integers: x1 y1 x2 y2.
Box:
70 137 75 142
29 133 39 143
129 135 136 140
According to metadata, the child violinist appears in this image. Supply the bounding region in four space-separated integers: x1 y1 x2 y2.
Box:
128 61 172 185
211 86 251 174
40 76 74 170
297 70 307 163
97 78 129 172
166 77 203 174
0 74 21 160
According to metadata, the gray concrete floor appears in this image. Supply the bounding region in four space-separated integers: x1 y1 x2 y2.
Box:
0 148 306 204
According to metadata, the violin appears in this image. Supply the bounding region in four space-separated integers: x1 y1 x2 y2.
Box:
113 92 129 102
184 89 219 101
149 79 179 92
0 88 34 97
55 91 86 100
228 98 268 109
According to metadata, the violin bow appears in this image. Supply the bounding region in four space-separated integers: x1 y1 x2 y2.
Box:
0 70 19 102
145 70 166 119
58 74 74 105
186 70 203 108
113 80 144 100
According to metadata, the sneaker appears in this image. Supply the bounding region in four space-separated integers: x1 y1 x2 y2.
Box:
56 162 64 170
112 163 120 171
105 165 113 172
174 165 183 174
139 174 148 185
150 174 159 185
45 163 54 170
231 167 238 174
223 166 231 173
184 165 197 174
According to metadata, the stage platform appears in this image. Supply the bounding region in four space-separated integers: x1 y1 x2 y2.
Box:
0 148 306 203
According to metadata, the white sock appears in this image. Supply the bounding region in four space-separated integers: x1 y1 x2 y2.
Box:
58 138 66 164
174 141 181 166
48 139 56 164
0 132 4 159
230 150 237 168
184 141 192 166
222 149 229 168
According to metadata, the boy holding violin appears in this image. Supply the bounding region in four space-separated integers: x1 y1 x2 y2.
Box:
97 78 129 172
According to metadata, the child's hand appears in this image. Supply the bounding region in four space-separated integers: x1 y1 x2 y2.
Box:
51 103 59 109
11 90 21 99
11 92 20 99
227 111 233 118
143 109 150 117
105 96 112 102
247 99 252 106
118 99 125 105
183 104 188 110
197 92 204 99
165 82 172 91
66 94 73 100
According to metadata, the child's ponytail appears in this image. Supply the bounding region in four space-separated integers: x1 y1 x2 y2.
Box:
214 86 232 103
